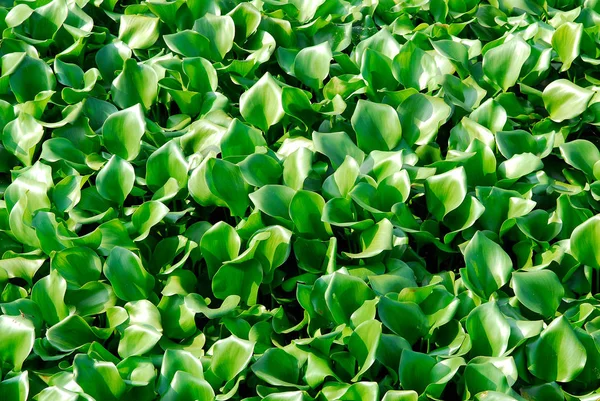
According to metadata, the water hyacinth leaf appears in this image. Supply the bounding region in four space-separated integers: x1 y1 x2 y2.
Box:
96 155 135 204
192 14 235 61
164 30 211 58
73 354 127 401
559 139 600 178
249 185 295 221
188 157 249 217
570 215 600 269
463 231 513 299
212 259 263 305
512 270 563 318
398 93 451 146
542 79 594 122
183 57 218 93
95 41 132 82
399 350 436 395
313 131 365 169
292 41 332 90
228 2 261 42
0 315 35 370
551 22 582 72
351 99 402 153
343 219 394 259
31 269 69 325
221 118 266 160
118 15 160 50
111 59 158 110
46 315 101 352
348 319 382 381
325 272 375 324
146 140 188 191
102 103 146 161
118 324 161 358
158 349 204 395
251 348 300 387
425 167 467 221
393 41 439 91
377 296 428 345
162 371 214 401
210 335 255 382
2 113 44 166
103 247 155 301
240 72 284 132
381 390 418 401
289 190 332 240
200 221 240 278
526 316 587 382
482 37 530 91
0 371 28 401
466 302 510 357
9 55 57 103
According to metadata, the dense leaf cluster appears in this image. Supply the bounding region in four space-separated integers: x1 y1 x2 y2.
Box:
0 0 599 400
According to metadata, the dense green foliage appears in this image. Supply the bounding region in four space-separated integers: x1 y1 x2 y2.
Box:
0 0 600 400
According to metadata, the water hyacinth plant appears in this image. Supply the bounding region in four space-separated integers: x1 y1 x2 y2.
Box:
0 0 599 400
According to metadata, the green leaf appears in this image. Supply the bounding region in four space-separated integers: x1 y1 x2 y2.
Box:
463 231 513 299
250 185 295 221
31 269 69 325
292 42 332 90
183 57 218 93
570 215 600 269
239 73 284 132
378 296 428 345
559 139 600 178
97 155 135 204
119 15 160 50
0 315 35 370
212 260 263 305
425 167 467 221
482 37 530 91
146 140 188 191
51 246 102 288
290 190 332 239
0 372 28 401
542 79 594 122
192 14 235 61
101 103 146 161
132 201 169 241
46 315 102 352
393 41 439 91
348 319 381 381
398 93 451 146
189 157 249 217
9 55 56 103
2 113 44 166
526 316 587 382
551 22 582 72
210 335 255 382
103 247 155 301
251 348 301 387
162 371 214 401
111 58 158 111
466 302 510 357
118 324 161 358
351 99 402 153
325 272 375 324
343 219 394 259
512 270 563 318
73 354 126 401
